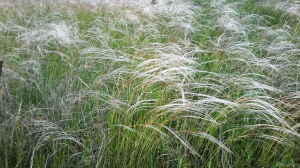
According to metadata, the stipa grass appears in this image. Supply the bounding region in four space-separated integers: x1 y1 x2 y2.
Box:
1 0 300 167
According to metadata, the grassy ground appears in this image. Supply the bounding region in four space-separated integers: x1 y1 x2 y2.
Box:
1 0 300 167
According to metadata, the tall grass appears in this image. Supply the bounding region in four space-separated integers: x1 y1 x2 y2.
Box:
1 0 300 167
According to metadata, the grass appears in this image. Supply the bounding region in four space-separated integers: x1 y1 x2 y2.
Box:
1 0 300 167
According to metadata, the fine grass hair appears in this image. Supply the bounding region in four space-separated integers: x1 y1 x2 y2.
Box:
1 0 300 167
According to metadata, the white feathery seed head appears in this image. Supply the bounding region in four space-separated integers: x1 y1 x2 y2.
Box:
19 21 81 47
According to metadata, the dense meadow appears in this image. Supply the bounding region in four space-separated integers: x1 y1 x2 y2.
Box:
1 0 300 167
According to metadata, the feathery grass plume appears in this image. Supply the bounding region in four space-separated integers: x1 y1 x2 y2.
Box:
18 21 81 48
28 120 83 168
97 0 197 17
216 6 247 35
97 0 199 38
81 48 132 63
136 42 200 86
257 0 300 17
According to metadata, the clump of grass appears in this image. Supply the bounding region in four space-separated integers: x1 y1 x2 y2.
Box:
1 0 300 167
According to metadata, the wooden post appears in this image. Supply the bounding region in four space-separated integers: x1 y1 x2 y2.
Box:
0 60 3 78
